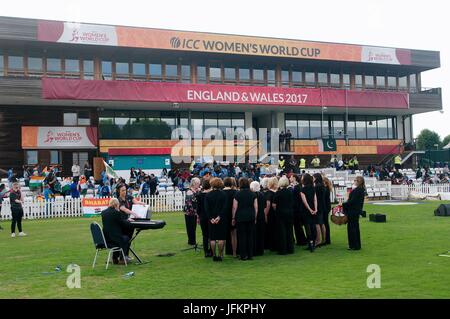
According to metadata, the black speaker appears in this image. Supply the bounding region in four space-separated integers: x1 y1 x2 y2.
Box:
369 213 386 223
434 204 450 216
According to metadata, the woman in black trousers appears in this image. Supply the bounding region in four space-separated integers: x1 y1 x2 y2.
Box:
196 179 212 257
343 176 366 250
9 182 26 237
272 176 294 255
183 177 201 246
313 173 326 247
291 174 307 246
251 181 266 256
264 177 279 251
223 177 237 257
232 177 257 261
300 174 317 252
205 178 227 261
322 176 333 245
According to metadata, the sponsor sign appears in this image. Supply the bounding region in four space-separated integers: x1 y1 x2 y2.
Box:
82 197 110 217
37 21 411 65
22 126 98 149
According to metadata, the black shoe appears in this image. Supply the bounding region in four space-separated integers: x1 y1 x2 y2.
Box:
240 256 248 261
205 253 213 258
213 256 218 261
247 257 253 260
217 257 223 262
309 242 315 253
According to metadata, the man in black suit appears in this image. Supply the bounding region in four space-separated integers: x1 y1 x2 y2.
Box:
101 198 133 264
342 176 366 250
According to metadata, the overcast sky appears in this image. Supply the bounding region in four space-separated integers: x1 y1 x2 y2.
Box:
3 0 449 139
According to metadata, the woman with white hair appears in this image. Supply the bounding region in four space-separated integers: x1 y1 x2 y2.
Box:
250 181 266 256
183 177 201 246
272 177 294 255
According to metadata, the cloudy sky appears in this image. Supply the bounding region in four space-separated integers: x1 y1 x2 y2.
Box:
3 0 449 139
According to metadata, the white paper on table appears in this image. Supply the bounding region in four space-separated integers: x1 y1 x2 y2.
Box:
132 204 150 219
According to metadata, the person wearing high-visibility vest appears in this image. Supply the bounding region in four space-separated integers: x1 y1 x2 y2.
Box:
394 154 402 170
279 157 286 171
311 156 320 168
189 159 196 172
353 156 359 171
299 158 306 171
348 158 354 172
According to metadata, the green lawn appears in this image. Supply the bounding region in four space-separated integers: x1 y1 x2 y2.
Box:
1 201 450 299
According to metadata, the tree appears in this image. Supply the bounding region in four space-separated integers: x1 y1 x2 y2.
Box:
442 135 450 148
416 129 441 150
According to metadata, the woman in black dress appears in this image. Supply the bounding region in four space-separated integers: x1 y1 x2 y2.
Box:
250 181 266 256
223 177 237 257
232 177 257 261
264 177 279 251
313 173 326 247
343 176 366 250
322 176 333 245
272 177 294 255
205 178 227 261
291 174 307 246
300 174 318 252
195 179 212 257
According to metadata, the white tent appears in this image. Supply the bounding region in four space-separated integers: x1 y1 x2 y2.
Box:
444 142 450 149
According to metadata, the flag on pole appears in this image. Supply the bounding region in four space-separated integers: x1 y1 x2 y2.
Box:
103 160 119 179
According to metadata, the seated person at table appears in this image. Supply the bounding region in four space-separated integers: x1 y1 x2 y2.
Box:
101 198 133 265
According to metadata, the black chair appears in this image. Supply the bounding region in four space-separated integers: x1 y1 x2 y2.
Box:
90 222 127 270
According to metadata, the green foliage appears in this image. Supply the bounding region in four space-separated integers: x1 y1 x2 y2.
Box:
442 135 450 148
99 118 172 139
1 202 450 298
416 129 441 150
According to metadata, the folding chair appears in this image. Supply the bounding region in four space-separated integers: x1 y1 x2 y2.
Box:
90 222 127 270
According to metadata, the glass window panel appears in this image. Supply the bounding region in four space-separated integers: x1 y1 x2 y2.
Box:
191 113 204 139
181 65 191 82
209 65 222 82
333 116 345 139
224 67 235 81
298 119 310 139
101 61 112 80
26 151 38 165
367 117 377 138
387 117 394 138
356 117 367 139
28 57 43 77
114 117 129 128
387 76 396 89
365 75 374 88
239 68 250 81
355 74 363 88
116 62 129 76
343 74 350 87
150 64 162 78
292 71 302 85
377 117 388 139
78 111 91 126
8 56 23 70
64 113 77 126
197 65 207 83
321 116 330 137
347 118 356 139
132 63 146 78
330 73 340 87
47 58 61 72
305 72 315 86
410 74 417 90
65 59 80 73
376 76 386 89
50 151 59 164
318 72 328 85
253 69 264 83
285 120 298 138
310 117 321 139
267 69 275 86
399 76 408 89
0 54 3 76
281 70 289 87
165 64 178 80
83 60 94 79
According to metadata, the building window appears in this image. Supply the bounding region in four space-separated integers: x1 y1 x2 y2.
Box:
64 113 78 126
355 117 367 139
115 62 130 80
285 119 298 138
267 69 275 86
181 65 191 83
8 55 24 75
28 56 43 77
355 74 363 89
197 65 207 84
64 59 80 78
317 72 328 87
309 116 321 139
165 64 178 82
332 116 345 139
149 63 162 81
83 60 94 80
50 151 59 164
305 72 315 87
387 76 397 90
409 74 417 92
399 75 408 90
46 58 62 77
25 150 38 165
209 64 222 83
347 117 356 139
343 74 350 88
281 69 289 87
252 68 264 86
330 73 340 88
367 117 377 138
224 67 236 83
365 75 375 89
238 67 250 85
101 61 113 80
78 111 91 126
377 117 388 139
0 53 3 76
376 75 386 89
132 63 146 80
292 70 302 87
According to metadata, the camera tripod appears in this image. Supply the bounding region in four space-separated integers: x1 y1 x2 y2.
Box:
181 243 203 253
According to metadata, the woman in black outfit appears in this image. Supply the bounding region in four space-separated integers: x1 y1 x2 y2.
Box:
9 182 26 237
300 174 318 252
322 176 333 245
272 177 294 255
251 181 266 256
223 177 237 257
264 177 279 251
313 173 326 247
343 176 366 250
116 184 145 239
183 177 201 246
232 177 257 261
205 178 227 261
290 174 307 246
196 179 212 257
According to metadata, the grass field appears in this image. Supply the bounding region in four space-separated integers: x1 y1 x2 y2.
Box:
1 201 450 299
